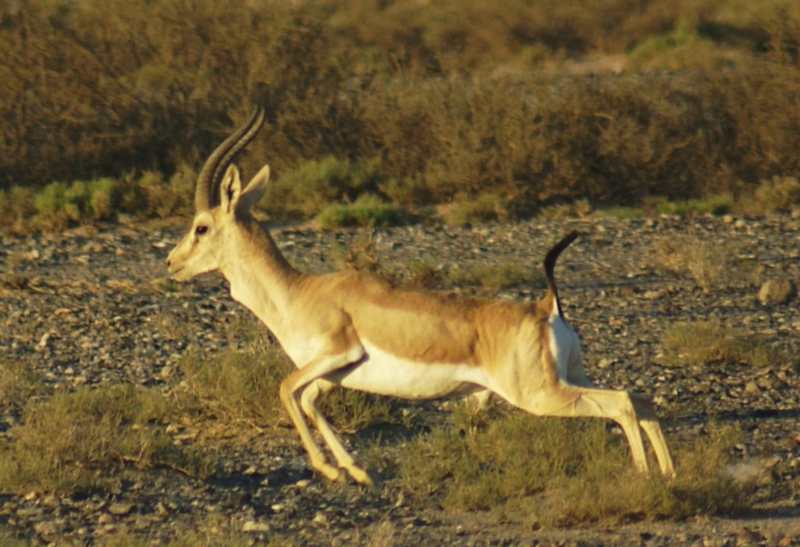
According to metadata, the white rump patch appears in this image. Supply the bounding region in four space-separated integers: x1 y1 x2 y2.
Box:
548 313 580 382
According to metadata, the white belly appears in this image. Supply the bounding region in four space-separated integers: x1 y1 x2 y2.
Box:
329 340 489 400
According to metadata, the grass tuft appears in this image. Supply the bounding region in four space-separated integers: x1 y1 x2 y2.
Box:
315 194 405 229
0 385 212 495
447 261 546 293
442 193 511 226
397 406 754 525
178 337 293 429
661 319 783 367
656 235 729 290
0 360 44 413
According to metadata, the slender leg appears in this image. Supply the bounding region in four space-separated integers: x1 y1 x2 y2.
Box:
505 383 652 473
565 352 675 477
279 345 365 483
631 393 676 478
300 380 374 486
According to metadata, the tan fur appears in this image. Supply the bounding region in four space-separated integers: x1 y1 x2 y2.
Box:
166 115 675 486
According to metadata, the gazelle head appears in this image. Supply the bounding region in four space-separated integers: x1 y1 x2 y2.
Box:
166 107 269 281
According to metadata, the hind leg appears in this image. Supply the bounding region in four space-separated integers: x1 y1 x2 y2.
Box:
505 383 654 474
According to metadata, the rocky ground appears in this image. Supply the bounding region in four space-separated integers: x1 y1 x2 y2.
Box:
1 213 800 545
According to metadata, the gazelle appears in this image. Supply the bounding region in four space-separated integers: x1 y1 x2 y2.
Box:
166 107 675 485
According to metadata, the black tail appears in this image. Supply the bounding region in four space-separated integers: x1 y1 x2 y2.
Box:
544 231 579 318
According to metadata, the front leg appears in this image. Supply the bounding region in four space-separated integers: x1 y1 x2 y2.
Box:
279 338 368 484
300 380 374 487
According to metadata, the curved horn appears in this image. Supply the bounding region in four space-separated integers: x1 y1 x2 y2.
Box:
195 106 266 211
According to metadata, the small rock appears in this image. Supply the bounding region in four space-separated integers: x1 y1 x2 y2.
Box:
34 520 65 538
242 520 270 533
107 502 135 516
312 511 328 525
758 279 796 305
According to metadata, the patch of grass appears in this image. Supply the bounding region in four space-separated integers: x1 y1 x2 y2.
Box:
331 231 390 277
31 178 136 231
0 385 212 495
180 314 406 437
447 261 546 293
266 156 388 218
0 186 36 234
397 406 753 525
315 194 405 229
319 387 406 434
178 336 293 429
651 193 734 217
0 360 44 414
661 319 783 367
441 193 511 226
403 259 445 290
655 234 729 290
537 198 592 220
98 513 290 547
742 176 800 214
591 206 647 219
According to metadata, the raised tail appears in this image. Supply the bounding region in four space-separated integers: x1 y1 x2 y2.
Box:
543 231 579 318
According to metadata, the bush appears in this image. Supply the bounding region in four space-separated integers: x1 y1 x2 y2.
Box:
266 156 388 218
3 0 800 229
315 194 405 228
442 193 511 225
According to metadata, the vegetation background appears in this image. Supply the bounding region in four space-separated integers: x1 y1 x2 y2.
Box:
2 0 800 230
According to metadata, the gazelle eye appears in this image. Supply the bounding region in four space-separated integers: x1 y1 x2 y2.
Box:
195 225 209 236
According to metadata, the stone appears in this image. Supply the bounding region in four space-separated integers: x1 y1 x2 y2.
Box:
758 279 796 305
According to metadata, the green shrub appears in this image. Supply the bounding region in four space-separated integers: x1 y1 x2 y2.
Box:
319 388 406 433
442 193 511 225
266 156 387 218
0 360 43 414
315 194 405 228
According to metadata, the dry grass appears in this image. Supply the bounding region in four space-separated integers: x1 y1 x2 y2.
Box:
661 319 784 367
396 403 754 525
446 261 546 294
0 384 212 495
655 235 729 290
3 1 800 232
0 360 43 413
177 328 293 429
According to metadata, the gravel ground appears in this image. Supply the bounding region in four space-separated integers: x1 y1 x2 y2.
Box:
1 213 800 545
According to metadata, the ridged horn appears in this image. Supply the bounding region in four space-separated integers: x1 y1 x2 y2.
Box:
194 106 266 211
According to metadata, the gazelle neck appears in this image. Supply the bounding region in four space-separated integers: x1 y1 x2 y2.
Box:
218 219 301 329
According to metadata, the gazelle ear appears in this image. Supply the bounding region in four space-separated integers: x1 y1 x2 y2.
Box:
219 164 243 214
235 165 270 215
